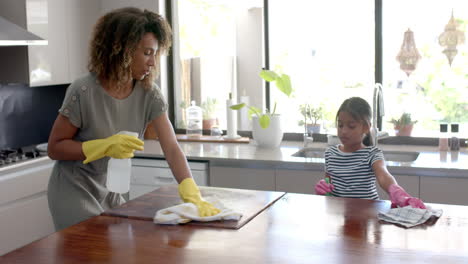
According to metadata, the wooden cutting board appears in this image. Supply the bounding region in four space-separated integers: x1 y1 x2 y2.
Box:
175 134 250 143
102 185 285 229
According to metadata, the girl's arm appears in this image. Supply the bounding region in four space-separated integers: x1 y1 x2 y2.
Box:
373 159 426 208
372 159 397 194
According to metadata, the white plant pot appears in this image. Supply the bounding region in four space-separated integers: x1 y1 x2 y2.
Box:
252 115 283 148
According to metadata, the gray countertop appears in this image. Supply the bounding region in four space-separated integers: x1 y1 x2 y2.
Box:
136 140 468 178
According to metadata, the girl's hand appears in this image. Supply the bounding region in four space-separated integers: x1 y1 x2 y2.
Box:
315 179 334 195
388 184 426 209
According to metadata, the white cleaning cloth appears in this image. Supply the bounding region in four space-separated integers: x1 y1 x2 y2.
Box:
378 205 443 228
154 198 242 225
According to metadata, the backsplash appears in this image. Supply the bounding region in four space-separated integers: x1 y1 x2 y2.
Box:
0 83 67 149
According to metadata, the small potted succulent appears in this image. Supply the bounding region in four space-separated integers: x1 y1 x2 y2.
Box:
298 103 323 134
390 112 417 136
201 97 219 130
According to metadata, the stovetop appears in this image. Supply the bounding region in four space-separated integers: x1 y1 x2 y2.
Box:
0 145 45 168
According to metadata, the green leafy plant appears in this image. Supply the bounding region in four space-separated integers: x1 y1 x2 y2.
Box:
298 103 323 126
389 112 418 127
201 97 219 120
230 69 293 128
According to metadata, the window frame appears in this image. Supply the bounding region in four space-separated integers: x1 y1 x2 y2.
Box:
165 0 402 134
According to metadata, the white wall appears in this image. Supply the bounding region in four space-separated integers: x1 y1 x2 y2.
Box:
100 0 159 14
236 7 264 112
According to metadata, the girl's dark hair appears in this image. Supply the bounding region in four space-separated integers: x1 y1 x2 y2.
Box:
336 97 373 146
88 7 172 90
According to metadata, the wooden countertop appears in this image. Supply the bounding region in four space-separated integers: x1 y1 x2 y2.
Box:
2 191 468 263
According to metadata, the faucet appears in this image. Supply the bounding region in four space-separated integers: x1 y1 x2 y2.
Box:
372 83 388 146
303 104 314 148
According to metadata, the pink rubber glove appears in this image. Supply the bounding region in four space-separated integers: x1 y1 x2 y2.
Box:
388 184 426 209
315 179 334 195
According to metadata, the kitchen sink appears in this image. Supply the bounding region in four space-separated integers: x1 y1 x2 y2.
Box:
382 150 419 162
292 148 326 159
292 147 419 162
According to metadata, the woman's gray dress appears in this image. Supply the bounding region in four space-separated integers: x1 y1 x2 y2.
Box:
47 73 167 230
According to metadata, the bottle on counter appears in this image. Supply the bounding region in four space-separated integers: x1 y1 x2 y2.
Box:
226 93 239 139
438 124 449 151
450 123 460 151
107 131 139 194
186 101 203 138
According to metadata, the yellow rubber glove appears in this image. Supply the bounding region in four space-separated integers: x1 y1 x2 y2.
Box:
178 178 221 217
82 134 144 164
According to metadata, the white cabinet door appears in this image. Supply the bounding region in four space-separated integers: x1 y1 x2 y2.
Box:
27 0 69 86
0 159 55 255
130 158 208 200
0 0 99 86
276 169 324 194
210 166 275 191
377 174 420 201
420 176 468 206
65 0 100 81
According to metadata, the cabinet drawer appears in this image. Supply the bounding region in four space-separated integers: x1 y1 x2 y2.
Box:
131 167 176 186
420 177 468 206
0 194 54 255
132 158 208 171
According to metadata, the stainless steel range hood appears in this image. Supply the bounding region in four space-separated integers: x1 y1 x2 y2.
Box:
0 16 47 46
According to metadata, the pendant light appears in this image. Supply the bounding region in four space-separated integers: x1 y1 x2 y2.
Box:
438 10 465 66
396 29 421 76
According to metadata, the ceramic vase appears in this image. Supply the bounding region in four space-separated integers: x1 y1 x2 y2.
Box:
252 115 283 148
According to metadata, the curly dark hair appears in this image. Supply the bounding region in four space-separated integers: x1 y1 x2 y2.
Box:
336 97 373 146
88 7 172 90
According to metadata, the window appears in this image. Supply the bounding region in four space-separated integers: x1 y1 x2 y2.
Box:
170 0 468 137
171 0 264 131
269 0 375 134
382 0 468 137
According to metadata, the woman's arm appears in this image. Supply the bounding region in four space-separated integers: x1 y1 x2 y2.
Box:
372 160 397 194
150 113 192 183
47 114 85 161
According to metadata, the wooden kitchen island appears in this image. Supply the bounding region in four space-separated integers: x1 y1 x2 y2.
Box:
2 187 468 263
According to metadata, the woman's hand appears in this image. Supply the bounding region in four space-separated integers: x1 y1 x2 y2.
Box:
82 134 144 164
178 178 220 217
315 179 334 195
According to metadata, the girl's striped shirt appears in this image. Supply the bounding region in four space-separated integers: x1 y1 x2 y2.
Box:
325 145 384 200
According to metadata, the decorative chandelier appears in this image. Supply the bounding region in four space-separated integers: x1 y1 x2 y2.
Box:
438 10 465 66
396 28 421 76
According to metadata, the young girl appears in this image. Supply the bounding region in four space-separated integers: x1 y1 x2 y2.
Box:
314 97 425 209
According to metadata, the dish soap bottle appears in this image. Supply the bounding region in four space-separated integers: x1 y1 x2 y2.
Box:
438 124 449 151
106 131 139 193
186 101 203 138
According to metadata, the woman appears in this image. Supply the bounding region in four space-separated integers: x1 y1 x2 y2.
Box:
47 7 219 230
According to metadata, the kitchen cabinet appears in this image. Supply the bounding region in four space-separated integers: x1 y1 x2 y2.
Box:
0 158 55 255
276 169 323 194
0 0 99 86
420 176 468 206
377 174 420 200
210 165 275 191
130 158 208 200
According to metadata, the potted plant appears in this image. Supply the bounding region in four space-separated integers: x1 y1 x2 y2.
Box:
298 103 323 134
390 112 417 136
201 97 219 130
230 69 293 147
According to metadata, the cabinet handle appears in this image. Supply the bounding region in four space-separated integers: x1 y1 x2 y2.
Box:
154 176 175 183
